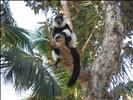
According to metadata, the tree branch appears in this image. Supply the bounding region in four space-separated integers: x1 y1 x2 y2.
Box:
81 27 95 52
60 0 73 30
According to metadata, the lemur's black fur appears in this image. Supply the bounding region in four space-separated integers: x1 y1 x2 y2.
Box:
67 48 80 87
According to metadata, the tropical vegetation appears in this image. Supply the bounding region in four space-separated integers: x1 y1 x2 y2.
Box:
1 1 133 100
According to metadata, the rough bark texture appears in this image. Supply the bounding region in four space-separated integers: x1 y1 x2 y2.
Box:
83 1 124 100
60 0 73 30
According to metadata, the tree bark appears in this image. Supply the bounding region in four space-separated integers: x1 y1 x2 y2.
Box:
60 0 73 30
84 1 124 100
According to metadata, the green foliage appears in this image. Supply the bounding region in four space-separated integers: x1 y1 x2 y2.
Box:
110 37 133 98
68 1 104 47
119 81 133 97
121 1 133 33
1 23 33 53
82 49 95 68
24 0 45 15
0 1 16 25
1 47 61 100
32 29 50 57
24 0 60 15
111 81 133 98
54 68 82 100
1 1 133 99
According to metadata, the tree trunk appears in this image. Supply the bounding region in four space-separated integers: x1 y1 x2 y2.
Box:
84 1 123 100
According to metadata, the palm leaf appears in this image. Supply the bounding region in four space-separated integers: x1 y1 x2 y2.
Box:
1 23 33 54
1 47 61 99
111 81 133 98
0 0 15 25
32 30 50 57
109 40 133 98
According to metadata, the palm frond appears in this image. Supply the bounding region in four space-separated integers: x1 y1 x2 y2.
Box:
31 65 61 100
109 35 133 98
111 81 133 98
1 23 33 54
0 0 16 25
54 68 82 99
1 47 61 99
32 30 50 57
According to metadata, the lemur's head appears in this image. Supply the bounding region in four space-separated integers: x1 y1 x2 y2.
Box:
54 34 64 42
52 34 65 48
53 15 66 28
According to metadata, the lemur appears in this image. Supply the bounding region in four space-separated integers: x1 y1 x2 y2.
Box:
51 15 80 87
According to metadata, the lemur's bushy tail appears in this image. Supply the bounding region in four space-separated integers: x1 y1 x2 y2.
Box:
67 48 80 87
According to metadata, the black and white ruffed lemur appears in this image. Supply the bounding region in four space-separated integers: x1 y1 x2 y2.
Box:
51 15 80 87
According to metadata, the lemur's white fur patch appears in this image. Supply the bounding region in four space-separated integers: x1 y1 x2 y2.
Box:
52 50 61 61
62 29 77 48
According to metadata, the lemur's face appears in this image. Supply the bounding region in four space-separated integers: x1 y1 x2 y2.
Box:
53 15 66 28
54 34 63 41
55 34 65 46
55 16 64 25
